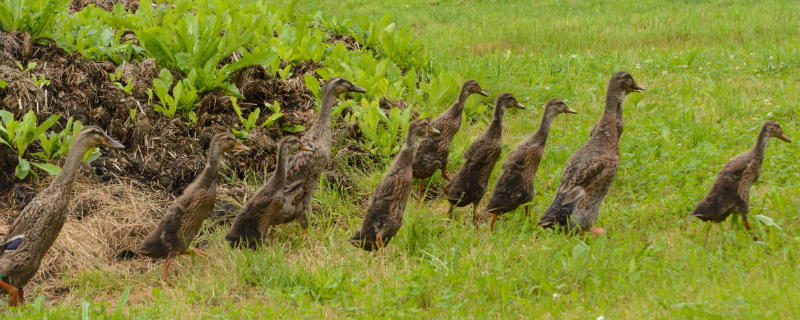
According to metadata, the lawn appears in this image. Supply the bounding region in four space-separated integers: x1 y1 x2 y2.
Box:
3 0 800 318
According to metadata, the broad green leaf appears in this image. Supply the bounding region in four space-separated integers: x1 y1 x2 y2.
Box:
31 162 61 176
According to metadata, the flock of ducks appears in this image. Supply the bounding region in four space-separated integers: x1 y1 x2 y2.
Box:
0 72 791 306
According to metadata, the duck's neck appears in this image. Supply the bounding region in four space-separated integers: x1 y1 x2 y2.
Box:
267 144 290 190
526 108 557 148
752 125 772 161
197 144 224 187
446 88 472 116
592 87 626 141
486 106 507 139
50 140 93 189
310 89 337 134
388 134 422 174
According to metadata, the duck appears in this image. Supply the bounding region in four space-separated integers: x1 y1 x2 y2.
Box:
538 72 645 235
443 93 525 225
412 80 488 199
0 126 123 307
484 98 576 231
349 119 440 251
137 132 249 282
279 77 366 236
689 120 791 238
224 136 313 248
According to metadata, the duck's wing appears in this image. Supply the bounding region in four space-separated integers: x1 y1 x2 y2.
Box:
159 205 186 253
738 159 759 201
0 235 24 253
558 155 614 205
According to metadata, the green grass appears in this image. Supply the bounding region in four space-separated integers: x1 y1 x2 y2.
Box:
6 0 800 318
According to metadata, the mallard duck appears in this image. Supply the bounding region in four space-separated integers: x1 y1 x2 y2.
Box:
279 77 366 236
225 136 313 248
349 119 440 251
412 80 488 198
443 93 525 225
689 121 790 237
484 98 576 231
538 72 645 235
0 126 123 307
137 132 249 282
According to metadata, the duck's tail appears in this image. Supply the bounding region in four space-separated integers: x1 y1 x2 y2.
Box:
225 213 263 249
135 235 169 259
538 192 576 229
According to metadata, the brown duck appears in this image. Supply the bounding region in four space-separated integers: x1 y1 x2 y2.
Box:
412 80 488 198
0 126 123 307
279 77 366 236
349 119 440 251
443 93 525 225
225 136 313 248
137 132 249 282
484 98 576 231
538 72 645 235
689 121 790 237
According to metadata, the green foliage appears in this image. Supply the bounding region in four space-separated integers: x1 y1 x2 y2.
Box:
0 79 7 88
110 70 134 95
260 101 285 128
0 0 70 39
17 61 50 87
148 69 198 119
52 6 142 63
349 98 411 156
230 97 260 140
0 110 79 179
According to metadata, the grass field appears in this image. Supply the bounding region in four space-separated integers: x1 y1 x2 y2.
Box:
5 0 800 318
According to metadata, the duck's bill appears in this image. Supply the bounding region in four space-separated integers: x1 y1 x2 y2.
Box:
350 84 367 93
632 84 646 92
103 136 125 148
513 102 526 110
234 143 251 151
300 144 315 151
428 126 441 135
565 107 578 114
778 133 792 143
478 90 489 97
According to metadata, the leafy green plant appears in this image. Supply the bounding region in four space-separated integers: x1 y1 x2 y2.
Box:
110 70 134 95
231 97 260 140
0 0 70 39
260 101 285 128
0 79 7 88
350 98 412 156
53 6 142 64
16 61 50 88
0 110 61 179
148 69 198 119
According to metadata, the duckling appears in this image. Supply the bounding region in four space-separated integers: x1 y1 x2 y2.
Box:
538 72 645 235
349 119 441 251
225 136 313 248
484 99 576 231
0 126 123 307
689 121 791 237
279 77 366 236
412 80 488 199
137 132 249 282
443 93 525 225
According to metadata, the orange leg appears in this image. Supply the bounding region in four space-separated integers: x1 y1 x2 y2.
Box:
589 227 605 235
161 258 172 283
441 170 451 181
472 204 479 227
376 234 385 250
742 214 759 241
418 180 425 202
489 214 498 232
19 288 24 305
301 228 307 237
0 278 21 307
183 248 208 259
523 206 530 217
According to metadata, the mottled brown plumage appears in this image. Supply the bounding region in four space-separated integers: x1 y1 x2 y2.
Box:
689 121 790 235
137 132 249 282
538 72 645 235
349 119 440 251
278 77 366 236
0 126 123 307
412 80 488 197
484 99 576 231
443 93 525 225
225 136 313 248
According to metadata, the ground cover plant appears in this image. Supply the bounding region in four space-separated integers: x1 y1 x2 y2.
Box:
0 0 799 318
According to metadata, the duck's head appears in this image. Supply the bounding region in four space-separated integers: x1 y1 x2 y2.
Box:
462 80 489 97
763 120 791 143
323 77 367 96
76 126 124 149
544 98 577 115
495 93 526 111
279 135 314 154
407 118 441 138
609 71 646 95
211 132 250 152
